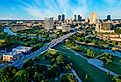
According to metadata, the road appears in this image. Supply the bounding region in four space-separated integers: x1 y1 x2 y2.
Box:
11 32 76 68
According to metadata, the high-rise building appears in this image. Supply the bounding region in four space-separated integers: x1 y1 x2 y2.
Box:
74 15 77 21
78 15 82 21
44 17 54 31
62 14 65 21
107 15 111 20
58 15 61 21
89 12 98 24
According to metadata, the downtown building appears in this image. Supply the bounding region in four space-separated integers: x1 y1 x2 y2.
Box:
95 20 114 33
74 15 82 21
89 12 98 24
44 17 54 31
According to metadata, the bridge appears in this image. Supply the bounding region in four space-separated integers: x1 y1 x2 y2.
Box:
11 32 76 68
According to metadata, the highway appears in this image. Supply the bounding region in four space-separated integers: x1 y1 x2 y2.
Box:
11 32 76 68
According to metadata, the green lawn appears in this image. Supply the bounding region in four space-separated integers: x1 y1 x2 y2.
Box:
104 62 121 75
98 55 121 75
76 43 121 75
97 53 121 75
55 44 112 82
113 56 121 64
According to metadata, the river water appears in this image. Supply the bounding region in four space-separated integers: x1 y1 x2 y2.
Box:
3 27 17 36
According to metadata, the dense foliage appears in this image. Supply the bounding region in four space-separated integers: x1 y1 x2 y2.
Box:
0 49 77 82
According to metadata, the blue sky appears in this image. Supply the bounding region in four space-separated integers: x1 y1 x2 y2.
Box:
0 0 121 20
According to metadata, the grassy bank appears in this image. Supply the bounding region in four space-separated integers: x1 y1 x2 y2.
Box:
55 44 112 82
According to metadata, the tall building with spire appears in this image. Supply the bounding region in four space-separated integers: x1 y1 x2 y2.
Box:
89 12 98 24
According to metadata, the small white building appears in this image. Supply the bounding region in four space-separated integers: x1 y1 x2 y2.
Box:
56 26 62 30
2 54 13 62
62 25 71 32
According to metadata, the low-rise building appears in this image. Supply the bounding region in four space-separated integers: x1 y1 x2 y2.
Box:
112 46 121 51
62 25 70 32
12 46 31 55
56 25 62 30
96 21 114 33
97 34 121 41
110 38 121 42
2 54 13 62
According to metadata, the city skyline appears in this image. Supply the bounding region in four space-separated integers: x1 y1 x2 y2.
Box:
0 0 121 20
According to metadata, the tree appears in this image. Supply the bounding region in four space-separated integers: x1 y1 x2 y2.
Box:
0 66 18 82
45 49 57 59
13 70 29 82
33 72 43 82
76 37 81 42
56 55 64 64
86 49 95 58
48 64 59 77
23 59 34 68
100 53 113 64
115 28 121 34
65 64 72 70
85 74 89 80
112 76 121 82
61 74 68 82
61 73 77 82
74 45 81 51
67 73 77 82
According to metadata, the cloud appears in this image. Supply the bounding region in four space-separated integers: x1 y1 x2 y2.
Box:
17 0 89 19
1 0 121 19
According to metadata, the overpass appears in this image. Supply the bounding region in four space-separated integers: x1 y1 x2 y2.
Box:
11 32 76 68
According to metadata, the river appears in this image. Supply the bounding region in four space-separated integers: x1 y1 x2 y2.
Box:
3 27 17 36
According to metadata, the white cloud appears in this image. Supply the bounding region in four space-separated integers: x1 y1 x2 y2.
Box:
4 0 121 19
18 0 89 19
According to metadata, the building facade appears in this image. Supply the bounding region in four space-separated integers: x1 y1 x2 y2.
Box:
44 17 54 31
62 25 70 32
62 14 65 21
96 21 114 33
89 12 98 24
2 54 13 62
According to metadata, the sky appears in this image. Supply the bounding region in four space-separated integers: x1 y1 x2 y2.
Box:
0 0 121 20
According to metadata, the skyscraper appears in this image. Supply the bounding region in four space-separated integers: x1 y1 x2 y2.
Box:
44 17 54 31
62 14 65 21
89 12 98 24
58 15 61 21
107 15 111 20
78 15 82 21
74 15 77 21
